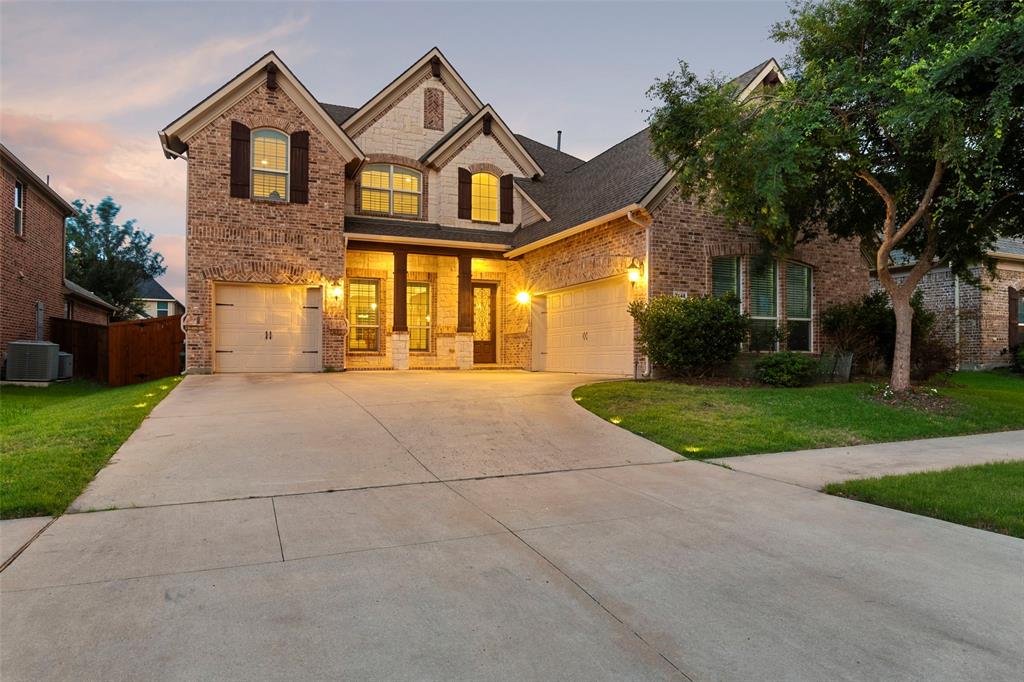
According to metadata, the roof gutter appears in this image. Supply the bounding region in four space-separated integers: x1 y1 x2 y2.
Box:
991 250 1024 263
504 204 644 258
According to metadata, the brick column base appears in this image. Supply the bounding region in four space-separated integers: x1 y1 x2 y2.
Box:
455 332 474 369
391 332 409 370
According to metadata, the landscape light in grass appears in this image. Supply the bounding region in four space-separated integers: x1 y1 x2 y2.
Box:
610 416 622 424
684 446 702 453
133 403 148 408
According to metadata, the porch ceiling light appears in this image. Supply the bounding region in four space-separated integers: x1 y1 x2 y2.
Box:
515 291 531 305
627 257 643 284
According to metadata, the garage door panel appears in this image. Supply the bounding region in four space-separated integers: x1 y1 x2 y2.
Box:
542 277 633 376
214 284 322 373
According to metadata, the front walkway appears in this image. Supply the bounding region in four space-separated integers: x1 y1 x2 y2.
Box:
1 373 1021 680
713 430 1024 489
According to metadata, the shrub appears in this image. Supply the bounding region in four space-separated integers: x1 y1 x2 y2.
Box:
628 294 748 376
821 291 939 376
1011 344 1023 374
754 352 818 387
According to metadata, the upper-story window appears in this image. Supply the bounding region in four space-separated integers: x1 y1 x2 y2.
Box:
360 164 422 218
13 180 24 237
156 301 169 318
471 172 498 223
251 129 289 201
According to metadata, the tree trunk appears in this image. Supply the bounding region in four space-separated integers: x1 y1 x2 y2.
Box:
889 292 914 391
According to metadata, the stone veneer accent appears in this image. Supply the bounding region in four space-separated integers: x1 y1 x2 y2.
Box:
183 80 349 372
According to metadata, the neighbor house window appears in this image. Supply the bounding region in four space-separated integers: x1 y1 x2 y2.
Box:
471 172 498 222
408 282 430 352
156 301 169 318
711 256 741 308
348 279 380 351
359 164 422 217
749 259 778 351
251 129 289 201
786 262 813 351
13 180 24 236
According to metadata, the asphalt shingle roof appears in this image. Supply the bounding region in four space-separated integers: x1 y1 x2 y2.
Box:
514 135 584 174
994 237 1024 256
320 103 359 126
136 277 178 301
345 217 511 246
728 58 773 92
63 279 115 310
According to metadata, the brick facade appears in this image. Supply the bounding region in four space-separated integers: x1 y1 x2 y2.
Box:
68 299 112 326
649 190 868 351
183 80 349 372
870 260 1024 368
1 166 69 358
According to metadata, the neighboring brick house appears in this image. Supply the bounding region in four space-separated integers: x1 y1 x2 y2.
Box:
871 238 1024 369
1 143 113 365
135 276 185 319
159 50 868 375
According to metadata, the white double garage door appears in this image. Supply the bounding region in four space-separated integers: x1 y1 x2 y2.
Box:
214 284 322 373
212 278 634 375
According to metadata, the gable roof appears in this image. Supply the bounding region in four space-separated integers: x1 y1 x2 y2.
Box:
0 143 77 217
320 103 359 126
511 128 668 248
730 57 786 102
63 279 115 311
514 135 584 174
136 276 179 302
419 105 545 177
340 47 484 136
159 51 364 162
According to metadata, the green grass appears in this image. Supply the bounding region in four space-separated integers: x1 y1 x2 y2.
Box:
0 377 181 518
573 371 1024 460
824 461 1024 538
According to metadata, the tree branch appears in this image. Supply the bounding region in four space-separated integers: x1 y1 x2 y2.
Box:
892 159 944 245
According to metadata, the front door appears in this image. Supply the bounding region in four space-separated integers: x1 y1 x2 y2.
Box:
473 283 497 364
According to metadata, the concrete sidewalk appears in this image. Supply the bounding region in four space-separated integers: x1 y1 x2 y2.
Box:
712 430 1024 489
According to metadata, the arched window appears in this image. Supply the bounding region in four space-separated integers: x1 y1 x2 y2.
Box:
471 172 498 222
360 164 422 217
251 129 289 201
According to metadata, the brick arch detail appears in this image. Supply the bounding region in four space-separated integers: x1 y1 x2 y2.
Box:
468 162 505 177
202 261 328 284
364 154 430 175
243 114 302 136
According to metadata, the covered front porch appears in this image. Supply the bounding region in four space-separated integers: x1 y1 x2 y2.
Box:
344 240 530 370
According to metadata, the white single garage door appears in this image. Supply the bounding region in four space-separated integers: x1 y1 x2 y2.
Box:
214 284 322 373
542 276 634 375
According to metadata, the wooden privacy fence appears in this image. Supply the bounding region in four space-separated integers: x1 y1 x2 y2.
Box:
51 315 184 386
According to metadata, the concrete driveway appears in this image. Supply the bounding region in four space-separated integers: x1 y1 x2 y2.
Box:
2 372 1021 681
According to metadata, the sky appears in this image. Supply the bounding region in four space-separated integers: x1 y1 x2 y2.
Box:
0 0 791 302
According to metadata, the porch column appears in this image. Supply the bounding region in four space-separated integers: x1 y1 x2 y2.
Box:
392 250 409 370
456 254 474 369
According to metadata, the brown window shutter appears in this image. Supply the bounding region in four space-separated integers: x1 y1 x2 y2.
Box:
230 121 250 198
1010 287 1020 347
458 168 471 220
500 174 514 224
290 130 309 204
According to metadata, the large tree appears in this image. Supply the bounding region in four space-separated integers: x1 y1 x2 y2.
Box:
648 0 1023 390
65 197 165 320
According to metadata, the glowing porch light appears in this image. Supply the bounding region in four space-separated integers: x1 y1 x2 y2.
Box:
515 291 532 305
627 257 643 284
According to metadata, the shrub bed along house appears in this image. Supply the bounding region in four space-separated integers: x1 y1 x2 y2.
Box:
754 352 819 387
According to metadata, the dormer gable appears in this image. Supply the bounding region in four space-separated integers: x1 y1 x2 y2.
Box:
420 105 544 179
159 51 364 163
342 48 484 138
732 57 787 103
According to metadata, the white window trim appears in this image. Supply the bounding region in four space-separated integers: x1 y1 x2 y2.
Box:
360 164 422 218
251 128 290 202
156 301 170 317
711 255 743 313
13 180 24 237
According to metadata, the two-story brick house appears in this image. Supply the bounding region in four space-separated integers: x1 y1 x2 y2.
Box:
1 143 113 364
159 50 868 375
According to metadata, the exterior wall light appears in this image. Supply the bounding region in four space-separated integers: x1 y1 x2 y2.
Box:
515 291 532 305
330 282 344 300
627 257 643 284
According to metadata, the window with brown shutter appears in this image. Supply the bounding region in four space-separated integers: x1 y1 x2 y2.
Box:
499 174 513 224
458 167 471 220
1010 287 1021 347
290 130 309 204
230 121 250 198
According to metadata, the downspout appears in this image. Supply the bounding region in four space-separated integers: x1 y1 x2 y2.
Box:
953 267 961 371
627 210 653 379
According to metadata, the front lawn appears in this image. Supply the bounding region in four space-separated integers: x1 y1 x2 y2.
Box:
573 371 1023 460
824 461 1024 538
0 378 180 518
